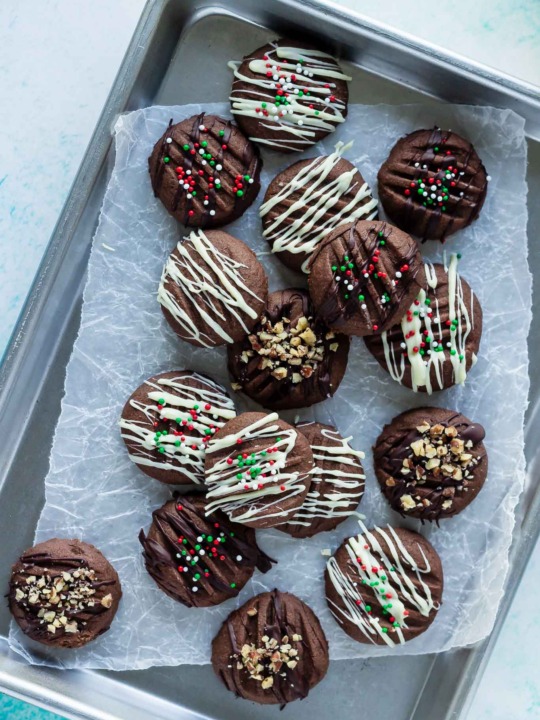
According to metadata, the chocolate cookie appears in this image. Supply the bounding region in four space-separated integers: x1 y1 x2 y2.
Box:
148 113 261 229
204 412 314 529
260 142 378 273
278 422 365 538
364 256 482 393
158 229 268 348
120 370 236 485
212 589 329 705
228 288 349 410
377 127 489 242
229 39 351 152
308 219 427 336
8 538 121 649
373 407 487 521
325 524 443 646
139 495 274 608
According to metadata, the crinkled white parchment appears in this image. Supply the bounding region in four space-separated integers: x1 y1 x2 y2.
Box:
9 103 529 670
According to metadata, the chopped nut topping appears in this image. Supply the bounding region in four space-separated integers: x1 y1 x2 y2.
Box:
241 314 331 383
232 629 303 688
246 607 258 617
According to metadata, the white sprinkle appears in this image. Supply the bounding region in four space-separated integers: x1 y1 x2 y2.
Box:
430 185 437 191
422 164 428 169
186 170 192 176
248 178 254 184
176 553 181 558
216 164 222 171
430 193 436 199
199 148 205 155
361 304 367 310
347 284 353 291
486 175 491 181
395 271 402 278
203 200 208 206
364 272 369 278
197 536 203 542
460 171 465 175
335 276 341 282
236 555 243 562
414 162 419 168
423 192 428 197
199 550 206 556
459 192 464 197
187 193 192 199
437 196 442 201
209 210 216 216
201 160 207 165
273 74 279 81
166 137 172 144
297 120 303 126
198 125 205 131
192 587 198 592
447 342 452 348
400 342 406 349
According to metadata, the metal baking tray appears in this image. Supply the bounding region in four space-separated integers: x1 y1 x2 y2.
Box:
1 1 539 718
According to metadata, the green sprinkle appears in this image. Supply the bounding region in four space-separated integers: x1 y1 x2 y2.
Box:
183 144 190 150
176 417 181 423
450 349 457 356
298 90 304 97
201 141 208 148
331 265 337 272
358 294 365 301
244 174 250 181
230 583 236 589
393 622 400 627
364 605 371 612
344 256 349 262
381 628 388 634
163 157 170 163
459 354 464 361
209 160 215 167
315 110 319 115
219 130 225 136
236 473 243 480
348 262 354 269
193 404 199 410
182 539 187 544
379 240 385 246
340 265 346 272
236 190 244 197
425 298 431 305
344 293 349 300
261 102 267 109
378 231 383 237
434 146 439 152
158 447 165 454
194 573 200 580
175 440 180 447
457 253 462 259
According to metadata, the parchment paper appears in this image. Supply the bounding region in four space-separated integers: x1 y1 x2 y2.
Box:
9 102 530 670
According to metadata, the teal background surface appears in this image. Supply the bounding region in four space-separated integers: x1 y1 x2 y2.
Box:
0 694 64 720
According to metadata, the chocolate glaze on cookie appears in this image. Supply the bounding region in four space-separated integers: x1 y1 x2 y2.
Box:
229 39 351 152
120 370 236 485
364 257 482 393
8 538 121 649
308 219 427 336
212 589 329 705
278 422 365 538
260 142 377 273
228 288 349 411
377 127 488 242
139 495 274 608
158 229 268 348
204 412 314 529
373 407 487 521
325 524 443 646
148 113 261 228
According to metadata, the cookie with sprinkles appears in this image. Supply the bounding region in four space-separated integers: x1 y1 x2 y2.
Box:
212 589 329 705
148 112 262 228
120 370 236 485
139 494 274 608
204 412 314 529
377 127 489 242
325 522 443 646
227 288 350 411
260 141 378 273
277 422 366 538
8 538 122 649
308 219 427 336
158 229 268 348
373 407 488 521
229 39 351 152
364 255 482 393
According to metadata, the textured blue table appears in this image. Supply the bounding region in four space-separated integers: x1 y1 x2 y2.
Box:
1 0 539 718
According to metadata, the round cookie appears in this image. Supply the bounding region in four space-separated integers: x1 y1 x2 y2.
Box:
148 112 261 229
158 229 268 348
373 407 487 521
204 411 314 529
308 219 427 336
212 589 329 705
260 142 378 273
325 524 443 646
139 495 274 608
229 39 351 152
8 538 121 649
227 288 349 411
377 127 488 242
278 422 365 538
120 370 236 485
364 256 482 393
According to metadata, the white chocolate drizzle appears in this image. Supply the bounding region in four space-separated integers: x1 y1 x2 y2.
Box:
205 413 310 523
380 254 476 393
260 142 377 272
157 229 264 347
326 521 439 647
120 373 236 483
229 44 352 151
282 425 365 528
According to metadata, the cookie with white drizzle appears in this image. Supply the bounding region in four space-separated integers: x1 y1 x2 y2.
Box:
212 589 329 706
229 39 351 152
158 229 268 348
8 538 122 649
308 219 427 336
378 127 489 242
139 494 274 608
227 288 350 411
325 522 443 646
148 112 262 229
364 255 482 393
120 370 236 485
373 407 487 521
204 412 314 529
260 141 378 273
277 422 365 538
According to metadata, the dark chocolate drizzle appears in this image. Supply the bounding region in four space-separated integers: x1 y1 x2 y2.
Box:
139 496 274 608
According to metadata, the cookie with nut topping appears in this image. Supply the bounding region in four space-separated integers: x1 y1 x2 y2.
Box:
8 538 121 649
211 589 329 705
373 407 487 521
227 288 349 410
